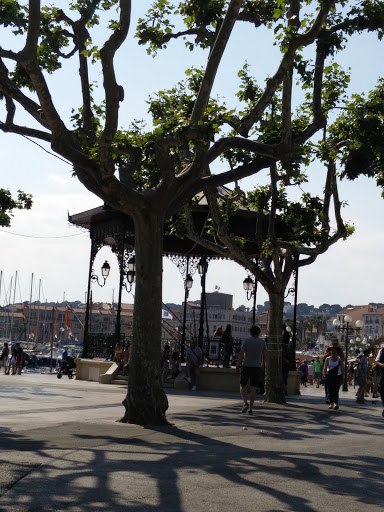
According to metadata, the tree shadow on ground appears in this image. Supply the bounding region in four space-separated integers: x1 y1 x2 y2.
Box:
0 397 383 511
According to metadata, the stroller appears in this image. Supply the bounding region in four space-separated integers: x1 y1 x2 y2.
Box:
57 356 76 379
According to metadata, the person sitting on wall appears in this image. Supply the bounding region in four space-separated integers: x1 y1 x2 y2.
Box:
213 327 223 339
170 351 182 379
113 343 124 364
122 344 130 376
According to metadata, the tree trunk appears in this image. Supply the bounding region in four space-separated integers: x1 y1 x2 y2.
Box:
120 210 169 425
264 289 286 404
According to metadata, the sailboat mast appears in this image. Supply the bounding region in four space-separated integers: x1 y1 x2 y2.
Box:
111 289 115 333
28 273 34 342
35 279 41 345
6 277 12 339
9 271 17 341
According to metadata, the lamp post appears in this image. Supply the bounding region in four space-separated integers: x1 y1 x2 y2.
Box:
116 255 136 341
349 338 355 357
181 272 193 361
333 316 363 391
198 257 209 348
125 256 136 292
84 260 111 357
284 268 299 370
91 260 111 287
243 276 257 325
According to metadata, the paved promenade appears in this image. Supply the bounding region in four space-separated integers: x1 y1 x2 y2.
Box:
0 372 383 512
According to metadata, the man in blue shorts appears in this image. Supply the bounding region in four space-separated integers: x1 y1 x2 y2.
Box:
236 325 267 414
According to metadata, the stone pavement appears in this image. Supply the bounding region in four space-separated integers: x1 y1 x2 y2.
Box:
0 372 383 512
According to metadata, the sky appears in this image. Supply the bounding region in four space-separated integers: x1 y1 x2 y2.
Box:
1 2 384 312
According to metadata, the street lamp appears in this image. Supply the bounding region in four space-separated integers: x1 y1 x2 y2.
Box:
198 258 208 277
185 273 193 292
198 258 209 348
91 260 111 287
333 315 363 391
181 273 193 361
349 338 355 356
243 276 257 325
124 256 136 292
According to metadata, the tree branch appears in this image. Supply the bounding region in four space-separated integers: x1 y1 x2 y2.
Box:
281 1 300 147
98 0 131 176
207 136 279 163
0 59 51 130
190 0 244 125
268 163 278 243
239 0 333 137
0 118 52 142
16 1 69 139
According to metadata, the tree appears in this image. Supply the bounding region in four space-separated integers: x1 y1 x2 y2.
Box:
1 1 384 420
0 188 32 227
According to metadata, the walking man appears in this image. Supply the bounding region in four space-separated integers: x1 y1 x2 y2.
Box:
375 347 384 417
313 356 323 388
356 350 370 403
236 325 267 415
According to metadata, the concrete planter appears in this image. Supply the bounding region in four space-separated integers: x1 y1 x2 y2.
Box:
287 370 301 395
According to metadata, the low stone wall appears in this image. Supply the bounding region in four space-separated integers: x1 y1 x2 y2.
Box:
75 358 115 383
199 366 239 392
175 367 301 395
76 359 301 395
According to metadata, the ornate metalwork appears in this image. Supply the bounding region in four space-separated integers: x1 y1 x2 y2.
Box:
89 231 105 272
86 333 126 359
285 269 297 298
113 231 134 273
167 255 200 278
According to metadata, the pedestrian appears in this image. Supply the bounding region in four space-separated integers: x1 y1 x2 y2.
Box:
322 347 344 410
282 325 291 394
222 324 233 368
323 339 344 403
9 343 17 374
374 347 384 416
235 325 267 415
0 342 9 374
299 360 308 387
161 344 171 383
14 342 23 375
62 346 68 361
185 340 204 391
313 356 322 388
307 360 315 385
370 361 380 398
348 361 355 386
356 350 370 403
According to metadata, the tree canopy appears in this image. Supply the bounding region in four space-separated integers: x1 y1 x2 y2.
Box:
0 188 32 227
1 0 384 419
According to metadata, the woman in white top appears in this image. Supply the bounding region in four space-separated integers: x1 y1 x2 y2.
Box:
322 348 344 410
